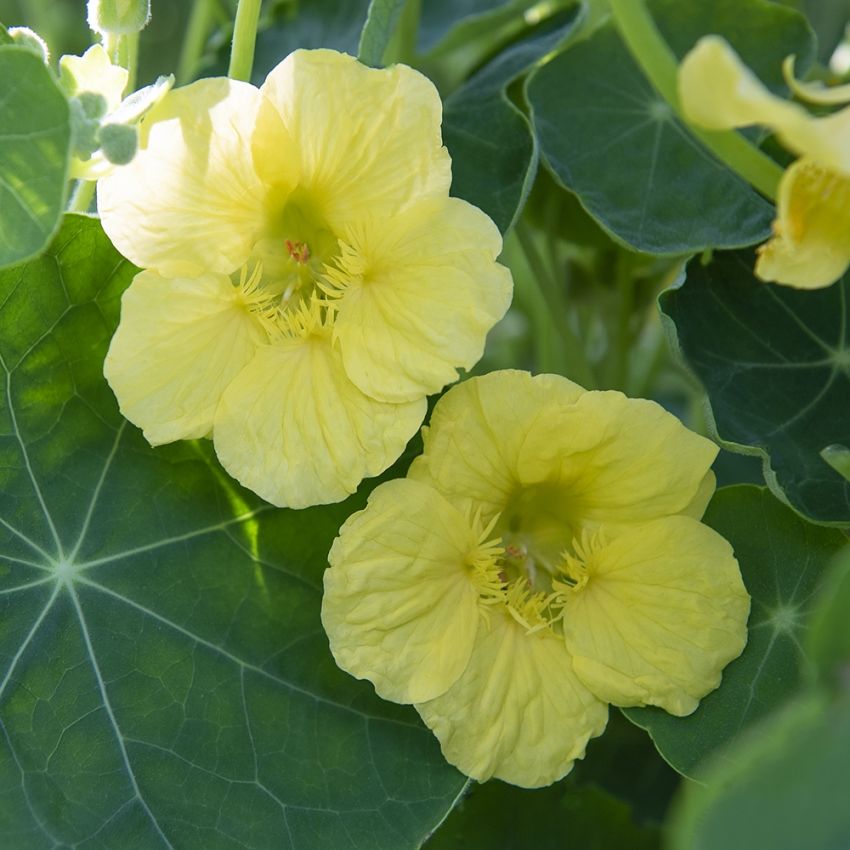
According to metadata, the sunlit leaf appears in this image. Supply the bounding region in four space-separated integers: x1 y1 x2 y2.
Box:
0 46 71 268
0 214 465 849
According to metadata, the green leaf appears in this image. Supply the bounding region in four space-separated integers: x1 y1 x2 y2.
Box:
417 0 530 53
660 250 850 525
0 46 72 269
0 23 12 45
424 779 660 850
525 0 815 254
806 548 850 689
357 0 406 67
230 0 370 85
0 215 466 848
443 9 581 234
668 691 850 850
624 486 846 776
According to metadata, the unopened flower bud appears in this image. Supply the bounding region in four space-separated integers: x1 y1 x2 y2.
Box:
87 0 151 36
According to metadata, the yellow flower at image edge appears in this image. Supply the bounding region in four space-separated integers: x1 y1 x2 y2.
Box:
99 49 512 508
678 35 850 289
321 371 750 788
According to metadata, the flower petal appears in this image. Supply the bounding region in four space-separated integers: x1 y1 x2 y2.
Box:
679 36 850 174
104 270 267 445
560 516 750 716
259 49 451 230
322 479 481 704
408 370 586 518
756 158 850 289
60 44 127 111
213 332 426 508
331 197 512 403
416 609 608 788
98 77 270 277
409 372 717 535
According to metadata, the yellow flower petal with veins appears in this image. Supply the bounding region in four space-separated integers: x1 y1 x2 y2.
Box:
410 370 717 564
328 197 512 403
100 49 511 508
213 313 426 508
258 49 451 227
322 479 482 703
756 158 850 289
558 516 749 716
98 77 271 277
104 269 268 445
415 609 608 788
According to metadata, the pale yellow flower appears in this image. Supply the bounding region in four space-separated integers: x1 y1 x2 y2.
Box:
99 50 512 508
322 371 750 787
679 36 850 289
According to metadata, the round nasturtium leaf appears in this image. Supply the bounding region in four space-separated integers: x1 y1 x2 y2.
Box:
661 249 850 525
0 214 466 849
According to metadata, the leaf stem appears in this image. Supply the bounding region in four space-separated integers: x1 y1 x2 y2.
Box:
515 220 597 388
608 0 782 200
68 180 96 213
177 0 216 84
228 0 262 82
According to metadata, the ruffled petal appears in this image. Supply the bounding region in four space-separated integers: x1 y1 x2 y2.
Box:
98 78 270 277
549 390 718 532
756 158 850 289
416 609 608 788
259 49 451 230
559 516 750 716
408 370 586 518
409 373 717 539
322 479 481 703
213 330 426 508
679 36 850 174
104 270 268 445
330 196 512 403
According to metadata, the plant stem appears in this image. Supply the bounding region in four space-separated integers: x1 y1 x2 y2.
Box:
228 0 262 82
608 0 782 200
178 0 216 84
612 253 634 391
68 180 97 213
515 220 597 388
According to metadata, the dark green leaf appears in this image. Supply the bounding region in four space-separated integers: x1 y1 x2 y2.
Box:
526 0 815 254
0 215 465 849
0 46 72 268
625 486 846 776
243 1 370 85
668 691 850 850
417 0 529 53
444 9 581 234
660 249 850 524
424 779 660 850
806 548 850 689
358 0 406 67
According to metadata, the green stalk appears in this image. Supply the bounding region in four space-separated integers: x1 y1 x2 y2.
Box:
515 221 597 389
68 180 97 213
228 0 262 82
178 0 216 84
608 0 782 200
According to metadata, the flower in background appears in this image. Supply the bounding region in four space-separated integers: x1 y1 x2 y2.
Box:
679 35 850 289
322 371 750 787
99 49 512 508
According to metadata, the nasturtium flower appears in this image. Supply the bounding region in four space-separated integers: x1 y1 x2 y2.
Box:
99 49 512 508
679 36 850 289
322 371 750 787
